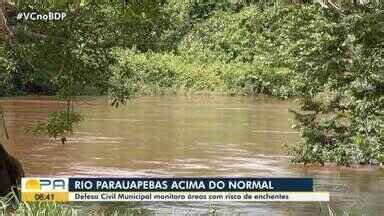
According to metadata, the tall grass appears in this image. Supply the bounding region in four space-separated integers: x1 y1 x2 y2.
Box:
0 191 75 216
13 202 78 216
1 192 379 216
0 192 144 216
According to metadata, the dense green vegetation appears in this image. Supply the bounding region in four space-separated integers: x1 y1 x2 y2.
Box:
288 7 384 165
0 0 383 166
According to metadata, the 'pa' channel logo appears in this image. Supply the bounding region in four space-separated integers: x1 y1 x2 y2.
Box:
21 178 68 192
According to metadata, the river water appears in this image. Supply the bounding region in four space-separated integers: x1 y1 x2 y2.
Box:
1 96 383 215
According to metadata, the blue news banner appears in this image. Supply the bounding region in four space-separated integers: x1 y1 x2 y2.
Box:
21 177 330 202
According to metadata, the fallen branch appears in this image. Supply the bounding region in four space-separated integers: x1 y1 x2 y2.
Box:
0 110 9 140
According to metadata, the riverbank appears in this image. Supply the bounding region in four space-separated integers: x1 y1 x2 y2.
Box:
110 49 294 98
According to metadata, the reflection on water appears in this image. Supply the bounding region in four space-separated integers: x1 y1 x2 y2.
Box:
1 96 383 215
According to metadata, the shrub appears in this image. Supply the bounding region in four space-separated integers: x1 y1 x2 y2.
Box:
0 44 18 96
112 48 293 97
288 7 384 165
178 8 256 63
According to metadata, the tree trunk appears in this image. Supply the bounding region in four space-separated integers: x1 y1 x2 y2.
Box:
0 0 13 41
325 0 345 16
74 0 80 11
1 109 24 197
0 144 24 196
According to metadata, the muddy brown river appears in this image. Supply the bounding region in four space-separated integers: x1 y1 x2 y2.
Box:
1 96 383 215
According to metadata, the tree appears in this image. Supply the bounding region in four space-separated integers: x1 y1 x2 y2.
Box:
0 0 162 194
288 1 383 165
0 0 124 195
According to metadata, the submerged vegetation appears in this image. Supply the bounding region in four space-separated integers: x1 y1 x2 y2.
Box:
0 1 383 166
